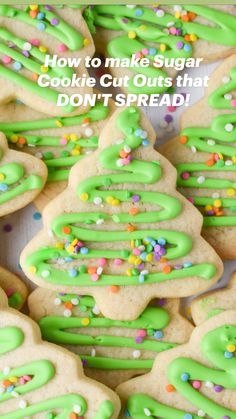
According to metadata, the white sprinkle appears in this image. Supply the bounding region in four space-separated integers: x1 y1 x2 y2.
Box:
94 197 102 205
141 270 149 275
73 405 81 414
156 9 165 17
224 93 232 100
205 381 213 388
225 123 234 132
225 160 233 166
212 192 220 199
116 159 124 167
48 229 53 237
41 270 50 278
207 139 215 146
57 258 66 265
174 5 182 11
97 267 103 275
222 76 230 84
63 309 72 317
133 350 141 359
19 400 27 409
92 305 100 315
197 410 205 417
167 21 175 27
96 218 104 225
126 4 136 8
23 42 32 51
35 152 43 158
54 298 61 306
85 127 93 137
181 9 187 15
144 407 151 416
138 245 145 251
71 298 79 306
124 145 131 153
91 348 96 357
191 146 197 153
197 176 205 184
3 367 10 375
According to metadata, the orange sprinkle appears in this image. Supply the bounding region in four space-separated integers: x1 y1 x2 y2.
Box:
162 265 172 274
31 72 39 81
206 159 215 167
110 285 120 293
181 15 189 22
129 208 139 216
184 34 191 42
29 10 37 18
188 12 196 20
65 302 73 310
166 384 176 393
82 117 90 124
180 135 188 144
62 226 71 235
69 413 77 419
3 380 11 387
119 150 128 158
127 224 136 232
216 211 224 216
160 257 167 263
18 137 27 145
88 267 97 275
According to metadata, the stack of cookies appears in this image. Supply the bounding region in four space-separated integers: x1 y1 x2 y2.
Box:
0 4 236 418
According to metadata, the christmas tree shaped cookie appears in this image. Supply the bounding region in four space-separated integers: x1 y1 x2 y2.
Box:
0 98 114 210
191 272 236 325
0 286 120 418
0 5 94 115
28 288 193 388
20 106 223 320
0 266 28 310
85 5 236 95
117 310 236 419
0 132 47 216
160 55 236 259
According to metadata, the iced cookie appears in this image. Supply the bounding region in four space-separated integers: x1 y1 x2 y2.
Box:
117 310 236 419
0 266 28 309
0 286 120 418
0 132 47 216
191 272 236 326
0 99 114 211
84 5 236 95
160 55 236 259
0 5 94 116
28 288 193 388
20 106 223 320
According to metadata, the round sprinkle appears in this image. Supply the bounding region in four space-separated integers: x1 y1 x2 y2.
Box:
23 42 32 51
33 211 42 220
184 414 193 419
37 22 46 30
73 405 81 414
64 309 72 317
54 298 61 306
41 270 50 278
197 175 205 184
225 123 234 132
51 18 59 26
181 372 190 382
133 350 141 358
227 344 236 352
81 317 90 326
144 408 151 417
197 410 205 417
3 224 12 233
13 62 22 71
214 385 223 392
19 399 27 409
166 384 175 392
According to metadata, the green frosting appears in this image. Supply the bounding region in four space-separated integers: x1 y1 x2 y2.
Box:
0 5 86 113
39 295 178 370
0 327 24 355
0 101 109 182
176 66 236 228
0 151 43 204
87 5 236 94
127 324 236 418
8 292 23 309
25 107 217 289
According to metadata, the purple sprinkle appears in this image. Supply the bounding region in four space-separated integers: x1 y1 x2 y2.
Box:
164 114 173 123
122 18 129 23
132 194 141 203
82 359 88 366
157 298 166 306
206 210 215 216
214 385 223 393
154 254 161 262
8 42 16 48
159 247 166 256
22 50 30 57
174 265 183 270
59 292 65 296
135 336 143 344
51 18 59 26
3 224 12 233
154 244 161 252
137 263 145 270
176 41 184 49
222 416 230 419
44 4 52 10
176 29 182 36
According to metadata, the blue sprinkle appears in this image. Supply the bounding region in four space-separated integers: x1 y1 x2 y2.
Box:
134 9 143 16
183 262 193 268
140 131 148 139
139 274 145 283
37 22 46 30
65 257 73 262
12 61 22 71
142 139 150 147
184 414 193 419
224 351 233 359
183 44 192 52
124 410 130 417
7 385 14 393
149 47 157 56
80 247 89 254
0 184 8 191
33 212 42 220
144 237 153 243
69 268 78 277
37 12 45 19
135 128 142 137
158 238 166 245
181 372 190 382
151 240 156 247
140 252 147 261
154 330 163 339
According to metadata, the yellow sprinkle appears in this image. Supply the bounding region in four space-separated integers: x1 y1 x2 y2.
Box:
71 239 78 246
29 4 38 10
112 199 120 206
160 44 167 52
128 256 136 264
39 45 47 53
232 156 236 164
143 239 149 245
227 188 235 197
80 192 89 202
218 153 224 160
134 258 142 265
40 66 48 73
71 149 80 156
64 134 70 140
10 134 19 143
128 31 137 39
55 120 63 127
146 254 153 262
83 38 91 47
29 266 37 274
0 173 5 181
9 376 18 383
81 317 90 326
70 134 78 142
131 239 135 249
126 268 132 277
106 196 114 204
66 245 74 254
227 344 236 352
55 242 64 249
205 205 212 211
175 11 181 18
139 25 146 31
213 199 222 208
190 33 197 42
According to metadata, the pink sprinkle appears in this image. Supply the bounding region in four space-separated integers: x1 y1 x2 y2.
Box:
5 288 14 297
91 273 99 281
30 38 40 46
2 56 12 64
167 106 176 112
214 153 219 161
58 43 68 53
98 258 107 266
188 197 194 204
135 52 142 59
169 27 177 35
142 48 149 55
114 258 123 265
77 241 83 248
60 138 67 145
122 158 130 165
192 380 201 389
19 377 25 385
137 329 147 338
231 99 236 107
23 375 32 381
133 248 141 256
181 171 190 180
